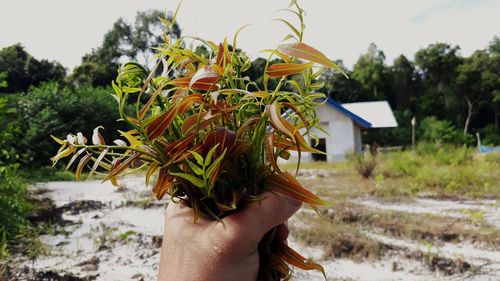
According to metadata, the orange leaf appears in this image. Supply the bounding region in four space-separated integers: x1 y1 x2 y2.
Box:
146 106 179 140
278 43 332 67
215 43 225 67
140 83 167 119
189 66 221 91
266 172 329 205
177 93 204 116
76 154 92 181
267 62 313 77
276 242 326 278
165 134 197 156
266 134 281 174
170 76 191 88
203 127 236 159
266 103 295 140
153 167 172 200
273 135 323 154
102 153 141 183
236 115 262 139
278 43 347 78
182 112 216 135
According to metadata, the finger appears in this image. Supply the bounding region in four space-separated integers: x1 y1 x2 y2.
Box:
275 223 289 243
224 192 301 244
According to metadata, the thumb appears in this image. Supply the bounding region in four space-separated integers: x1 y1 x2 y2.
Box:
224 192 302 244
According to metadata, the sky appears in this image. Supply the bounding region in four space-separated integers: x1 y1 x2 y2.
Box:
1 0 499 71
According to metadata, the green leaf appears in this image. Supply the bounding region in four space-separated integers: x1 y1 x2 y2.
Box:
171 0 183 27
170 172 205 188
206 148 227 184
233 24 251 50
190 150 204 166
310 81 325 90
187 160 204 176
274 19 300 38
112 81 122 99
204 144 220 167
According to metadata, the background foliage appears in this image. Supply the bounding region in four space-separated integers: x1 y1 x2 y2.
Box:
0 7 498 261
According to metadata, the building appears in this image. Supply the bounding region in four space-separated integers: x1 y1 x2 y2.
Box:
298 98 398 162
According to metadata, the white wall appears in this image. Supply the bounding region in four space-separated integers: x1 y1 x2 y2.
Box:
284 104 360 163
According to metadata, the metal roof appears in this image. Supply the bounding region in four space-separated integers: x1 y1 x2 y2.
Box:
324 98 372 129
342 101 398 128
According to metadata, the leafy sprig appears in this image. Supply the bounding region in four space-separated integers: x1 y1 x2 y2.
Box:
51 1 345 280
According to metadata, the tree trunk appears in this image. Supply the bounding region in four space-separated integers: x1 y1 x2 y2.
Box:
464 96 473 135
495 103 499 130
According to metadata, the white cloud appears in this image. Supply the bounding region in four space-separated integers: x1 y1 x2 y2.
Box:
0 0 498 71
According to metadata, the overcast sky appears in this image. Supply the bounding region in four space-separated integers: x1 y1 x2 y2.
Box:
1 0 499 71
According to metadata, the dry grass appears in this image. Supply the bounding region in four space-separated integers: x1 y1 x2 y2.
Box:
290 210 383 260
290 200 500 264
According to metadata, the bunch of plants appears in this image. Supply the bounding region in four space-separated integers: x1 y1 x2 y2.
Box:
52 1 346 279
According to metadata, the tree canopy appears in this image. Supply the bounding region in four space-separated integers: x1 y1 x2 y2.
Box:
0 44 66 93
70 10 181 87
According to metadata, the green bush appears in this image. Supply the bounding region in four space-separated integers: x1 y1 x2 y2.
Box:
10 82 127 168
0 164 32 241
419 116 467 144
480 124 500 146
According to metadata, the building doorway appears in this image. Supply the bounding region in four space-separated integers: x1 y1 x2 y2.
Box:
311 138 327 161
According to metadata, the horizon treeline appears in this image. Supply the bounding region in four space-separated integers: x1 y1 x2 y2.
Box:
0 10 499 168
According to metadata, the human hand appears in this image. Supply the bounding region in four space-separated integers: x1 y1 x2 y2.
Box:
157 192 302 281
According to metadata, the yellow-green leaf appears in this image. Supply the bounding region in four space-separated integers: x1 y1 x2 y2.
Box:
267 62 313 77
278 43 347 78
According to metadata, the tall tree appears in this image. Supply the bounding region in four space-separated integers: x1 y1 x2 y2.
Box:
414 43 462 121
488 36 500 129
456 50 499 134
389 55 421 112
70 10 181 87
352 43 390 101
0 44 66 93
321 60 364 102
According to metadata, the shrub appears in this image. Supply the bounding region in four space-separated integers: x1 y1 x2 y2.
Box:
419 116 463 144
479 124 500 146
0 164 32 241
11 82 127 168
352 154 377 179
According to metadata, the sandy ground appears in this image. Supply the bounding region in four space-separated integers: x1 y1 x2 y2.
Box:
10 176 500 281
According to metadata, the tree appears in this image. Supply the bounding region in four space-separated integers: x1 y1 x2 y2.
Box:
487 36 500 129
352 43 390 101
456 50 498 134
414 43 462 121
321 60 364 102
70 10 181 87
488 36 500 54
0 44 66 93
0 71 7 89
389 55 421 112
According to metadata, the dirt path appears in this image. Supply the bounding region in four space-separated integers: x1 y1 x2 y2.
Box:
10 177 500 281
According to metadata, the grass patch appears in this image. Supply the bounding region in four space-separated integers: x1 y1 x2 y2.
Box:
291 209 382 260
291 143 500 199
374 144 500 198
21 166 75 183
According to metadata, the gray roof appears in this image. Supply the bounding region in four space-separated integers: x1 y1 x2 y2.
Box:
342 101 398 128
